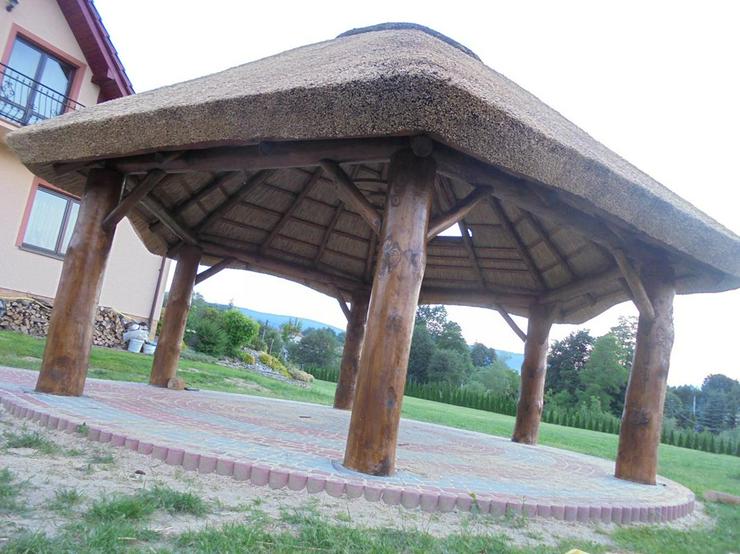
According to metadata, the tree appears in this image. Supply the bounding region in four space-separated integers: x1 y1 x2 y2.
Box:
577 333 629 416
426 348 472 385
435 320 469 356
407 323 435 383
221 310 259 356
545 329 595 408
280 319 303 343
470 342 497 367
470 358 518 398
609 316 637 369
289 328 339 369
415 305 448 337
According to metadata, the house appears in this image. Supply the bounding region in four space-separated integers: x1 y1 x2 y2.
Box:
0 0 170 332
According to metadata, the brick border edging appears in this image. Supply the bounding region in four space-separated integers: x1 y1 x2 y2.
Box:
0 395 696 523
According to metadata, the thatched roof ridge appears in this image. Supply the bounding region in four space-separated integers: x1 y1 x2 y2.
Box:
6 25 740 322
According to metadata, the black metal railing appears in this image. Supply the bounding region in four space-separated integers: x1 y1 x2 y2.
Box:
0 62 84 126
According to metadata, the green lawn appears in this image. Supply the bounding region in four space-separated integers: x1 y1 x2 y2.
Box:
1 330 737 497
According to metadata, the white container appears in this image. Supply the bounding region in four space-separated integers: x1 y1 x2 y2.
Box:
142 342 156 355
128 338 144 353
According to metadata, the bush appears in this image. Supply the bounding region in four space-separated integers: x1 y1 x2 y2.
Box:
239 351 256 365
258 352 289 377
190 319 228 356
221 310 259 356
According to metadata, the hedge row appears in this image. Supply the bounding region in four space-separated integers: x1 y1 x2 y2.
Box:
305 367 739 456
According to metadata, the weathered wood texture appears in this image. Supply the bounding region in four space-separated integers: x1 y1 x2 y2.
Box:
102 170 166 231
511 303 555 444
333 293 370 410
612 249 656 320
344 150 435 475
320 160 382 235
149 244 202 387
36 168 122 396
615 260 675 485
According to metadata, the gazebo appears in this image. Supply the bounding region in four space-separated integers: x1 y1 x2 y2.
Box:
7 23 740 485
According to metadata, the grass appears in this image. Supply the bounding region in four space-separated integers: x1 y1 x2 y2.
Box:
0 467 25 514
48 487 84 513
3 429 60 455
1 329 739 553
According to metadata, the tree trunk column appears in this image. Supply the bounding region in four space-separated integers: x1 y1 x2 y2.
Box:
149 244 202 387
343 149 435 476
512 303 555 444
615 260 675 485
36 168 122 396
334 292 370 410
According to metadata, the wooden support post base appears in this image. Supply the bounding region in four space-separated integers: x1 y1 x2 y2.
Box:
333 293 370 410
343 150 435 476
615 260 675 485
36 168 122 396
512 303 555 445
149 244 202 387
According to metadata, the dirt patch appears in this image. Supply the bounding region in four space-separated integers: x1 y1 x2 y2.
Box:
0 407 714 549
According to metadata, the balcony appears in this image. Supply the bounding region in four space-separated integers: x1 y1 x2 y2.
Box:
0 62 84 127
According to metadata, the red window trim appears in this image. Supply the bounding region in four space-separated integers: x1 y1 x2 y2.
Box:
15 178 80 252
1 23 88 114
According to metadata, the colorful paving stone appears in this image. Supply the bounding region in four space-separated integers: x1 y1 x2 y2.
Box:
0 367 694 522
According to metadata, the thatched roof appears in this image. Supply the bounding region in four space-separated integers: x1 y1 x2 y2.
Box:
7 23 740 324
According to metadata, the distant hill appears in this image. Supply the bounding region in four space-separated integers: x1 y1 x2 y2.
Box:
218 304 524 370
213 304 344 335
497 350 524 373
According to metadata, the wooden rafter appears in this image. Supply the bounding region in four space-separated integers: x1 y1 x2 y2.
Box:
319 160 382 235
488 197 548 290
85 137 408 176
102 170 167 231
261 168 323 254
539 267 622 304
140 195 198 246
315 204 345 265
176 171 244 215
195 257 234 285
364 232 377 283
194 170 274 235
612 249 656 320
426 186 490 240
492 303 527 342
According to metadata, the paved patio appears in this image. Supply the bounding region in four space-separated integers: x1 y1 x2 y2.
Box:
0 366 694 522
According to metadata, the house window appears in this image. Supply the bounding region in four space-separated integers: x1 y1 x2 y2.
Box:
0 36 76 125
21 187 80 257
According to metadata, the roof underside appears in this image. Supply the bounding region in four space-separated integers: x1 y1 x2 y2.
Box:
6 26 740 324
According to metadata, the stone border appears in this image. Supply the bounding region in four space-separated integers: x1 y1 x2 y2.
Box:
0 394 696 523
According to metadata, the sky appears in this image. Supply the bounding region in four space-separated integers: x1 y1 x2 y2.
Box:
95 0 739 386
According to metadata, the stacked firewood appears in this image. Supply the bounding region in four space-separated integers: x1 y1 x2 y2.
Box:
0 297 137 348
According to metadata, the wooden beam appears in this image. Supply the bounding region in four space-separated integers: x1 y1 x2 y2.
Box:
512 303 555 445
194 170 273 234
94 137 409 175
319 160 382 235
364 232 377 283
426 186 490 240
616 260 675 484
418 287 534 309
344 149 435 476
175 171 244 215
334 292 370 410
150 244 202 387
200 239 364 295
612 249 656 320
140 195 199 246
102 170 166 231
195 257 234 285
336 296 351 321
538 267 622 304
261 168 323 254
488 197 548 290
35 168 122 396
492 303 527 342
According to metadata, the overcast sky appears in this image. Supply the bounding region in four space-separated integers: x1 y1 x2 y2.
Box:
95 0 739 386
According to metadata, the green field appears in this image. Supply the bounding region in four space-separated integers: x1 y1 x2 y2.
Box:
1 330 738 553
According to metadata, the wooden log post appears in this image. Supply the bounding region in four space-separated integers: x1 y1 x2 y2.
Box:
149 244 202 387
615 259 675 485
36 168 123 396
511 303 555 444
333 293 370 410
343 149 435 476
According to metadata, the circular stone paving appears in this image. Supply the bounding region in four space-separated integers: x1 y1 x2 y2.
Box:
0 367 694 523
